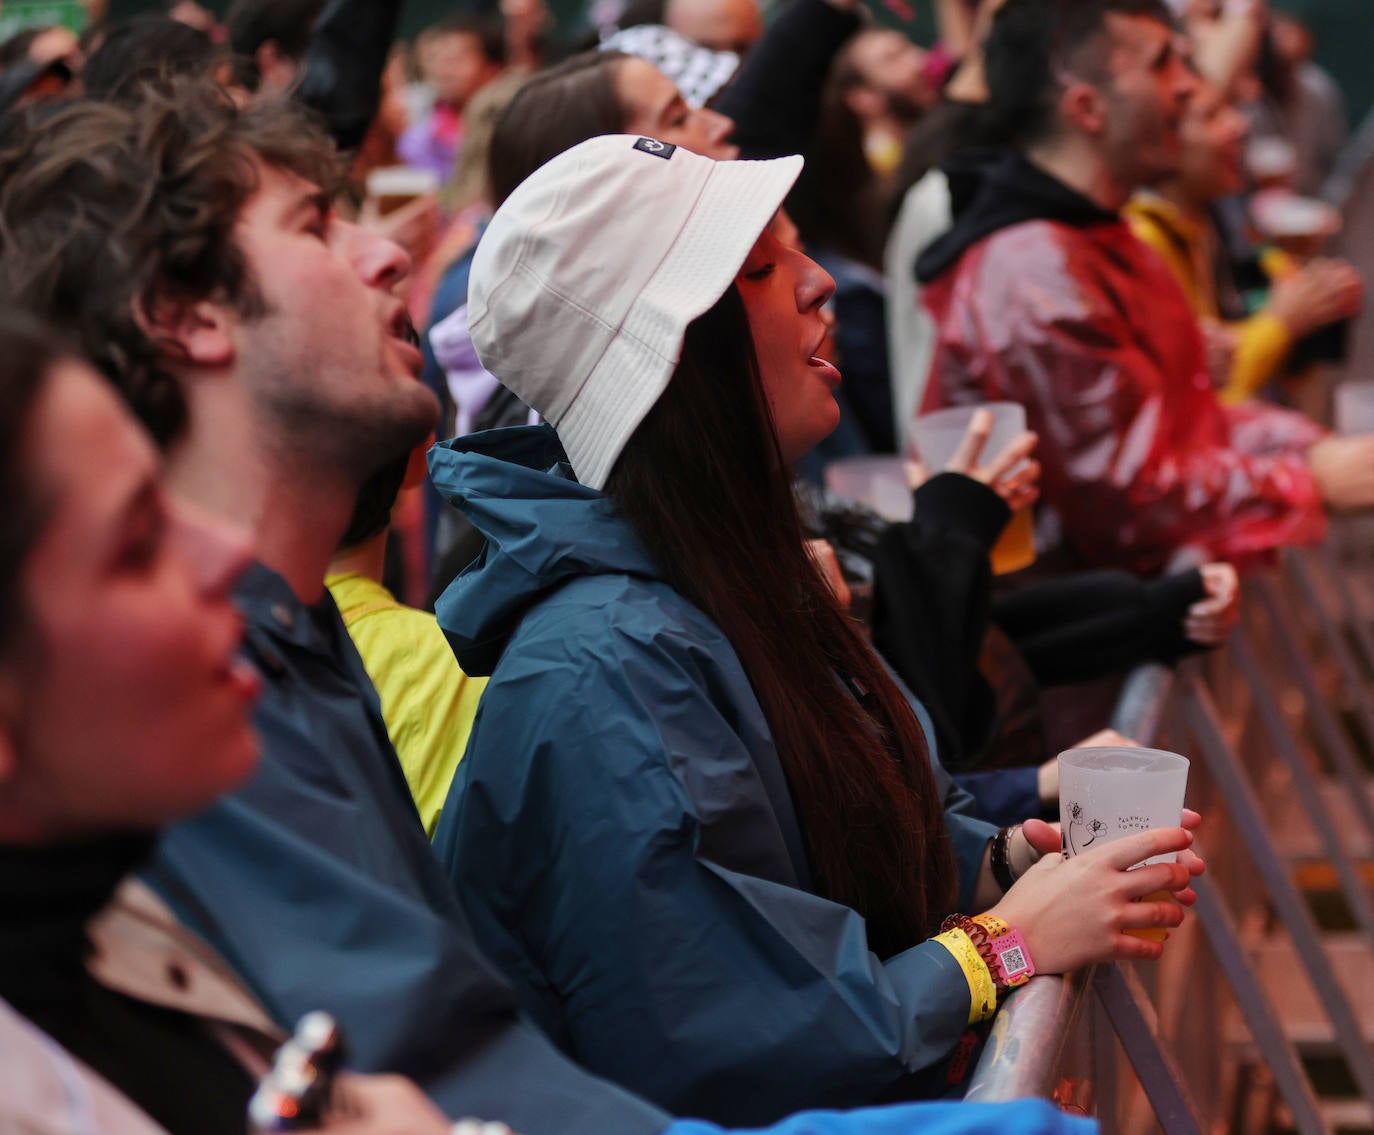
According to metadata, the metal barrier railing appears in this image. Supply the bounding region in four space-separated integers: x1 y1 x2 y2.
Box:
964 658 1180 1109
964 533 1374 1133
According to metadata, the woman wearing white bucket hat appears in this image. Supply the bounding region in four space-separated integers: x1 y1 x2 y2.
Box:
427 136 1201 1123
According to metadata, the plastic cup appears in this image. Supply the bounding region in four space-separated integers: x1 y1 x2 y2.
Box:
909 402 1035 574
1058 746 1189 941
823 456 914 523
364 165 440 215
1246 137 1298 189
1335 382 1374 436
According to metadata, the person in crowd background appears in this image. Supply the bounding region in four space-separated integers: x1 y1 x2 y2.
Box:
918 0 1374 575
226 0 323 92
1244 9 1346 198
225 0 398 149
827 28 936 181
663 0 762 55
1126 74 1364 404
399 14 506 182
788 27 939 459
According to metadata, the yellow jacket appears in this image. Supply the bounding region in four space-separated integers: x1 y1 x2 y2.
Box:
327 572 487 837
1126 193 1293 405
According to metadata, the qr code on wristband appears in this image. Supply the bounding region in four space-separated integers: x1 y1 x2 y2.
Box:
1001 945 1029 978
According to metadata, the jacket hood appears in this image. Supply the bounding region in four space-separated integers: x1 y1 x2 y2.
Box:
427 424 661 674
915 149 1119 283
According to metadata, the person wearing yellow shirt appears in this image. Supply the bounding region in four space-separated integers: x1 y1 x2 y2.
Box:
1126 75 1362 405
327 449 486 836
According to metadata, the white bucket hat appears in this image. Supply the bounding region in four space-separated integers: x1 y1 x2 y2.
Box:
467 134 802 490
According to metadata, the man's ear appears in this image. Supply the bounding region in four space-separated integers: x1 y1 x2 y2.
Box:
132 292 236 371
1059 78 1108 137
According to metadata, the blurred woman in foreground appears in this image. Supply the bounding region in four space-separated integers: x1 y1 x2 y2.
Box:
0 311 456 1135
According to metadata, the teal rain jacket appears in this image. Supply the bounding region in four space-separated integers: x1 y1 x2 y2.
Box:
429 426 1000 1126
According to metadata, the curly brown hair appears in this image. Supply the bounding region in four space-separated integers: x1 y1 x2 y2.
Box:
0 77 340 447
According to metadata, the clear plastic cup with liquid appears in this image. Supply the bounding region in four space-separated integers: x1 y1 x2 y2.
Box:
1058 746 1190 941
909 402 1035 574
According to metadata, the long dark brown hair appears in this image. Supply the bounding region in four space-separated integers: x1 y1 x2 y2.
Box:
606 288 958 957
487 50 629 208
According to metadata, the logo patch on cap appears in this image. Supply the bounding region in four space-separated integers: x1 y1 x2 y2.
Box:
632 137 676 160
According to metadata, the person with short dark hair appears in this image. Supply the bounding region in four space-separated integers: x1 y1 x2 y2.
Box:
81 13 228 103
399 14 507 182
918 0 1374 574
1125 74 1364 404
225 0 403 151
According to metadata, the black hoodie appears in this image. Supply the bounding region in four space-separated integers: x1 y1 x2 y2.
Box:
915 149 1118 284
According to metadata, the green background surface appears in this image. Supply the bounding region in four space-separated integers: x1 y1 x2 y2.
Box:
43 0 1372 128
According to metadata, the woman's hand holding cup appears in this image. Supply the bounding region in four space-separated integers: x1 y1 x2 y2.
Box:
985 825 1198 971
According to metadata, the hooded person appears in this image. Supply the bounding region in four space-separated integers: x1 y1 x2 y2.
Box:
426 133 1201 1124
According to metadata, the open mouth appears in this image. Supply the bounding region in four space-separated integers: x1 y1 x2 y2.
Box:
387 306 426 376
807 355 842 387
807 331 842 387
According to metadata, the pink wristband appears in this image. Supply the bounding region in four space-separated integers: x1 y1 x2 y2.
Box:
989 928 1035 988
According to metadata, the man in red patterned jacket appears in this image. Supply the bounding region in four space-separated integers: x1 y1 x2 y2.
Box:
917 0 1374 575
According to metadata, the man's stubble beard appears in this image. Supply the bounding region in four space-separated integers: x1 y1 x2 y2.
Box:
253 355 441 493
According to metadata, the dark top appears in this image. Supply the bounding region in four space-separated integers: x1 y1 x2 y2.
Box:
916 150 1117 283
145 562 669 1135
0 833 253 1135
296 0 404 151
713 0 862 160
867 474 1208 773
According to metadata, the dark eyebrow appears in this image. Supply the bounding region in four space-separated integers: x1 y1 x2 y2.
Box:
285 188 333 225
1148 37 1173 70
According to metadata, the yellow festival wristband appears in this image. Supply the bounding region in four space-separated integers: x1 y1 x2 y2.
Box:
932 928 998 1024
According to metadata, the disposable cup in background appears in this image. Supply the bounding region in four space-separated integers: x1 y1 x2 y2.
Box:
364 165 440 215
1058 746 1190 941
1246 137 1298 189
1335 382 1374 436
909 402 1035 574
823 456 914 523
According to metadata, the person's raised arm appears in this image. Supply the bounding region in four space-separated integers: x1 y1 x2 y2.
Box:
295 0 405 152
712 0 863 160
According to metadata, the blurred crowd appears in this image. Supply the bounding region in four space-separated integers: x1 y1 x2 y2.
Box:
0 0 1369 1132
